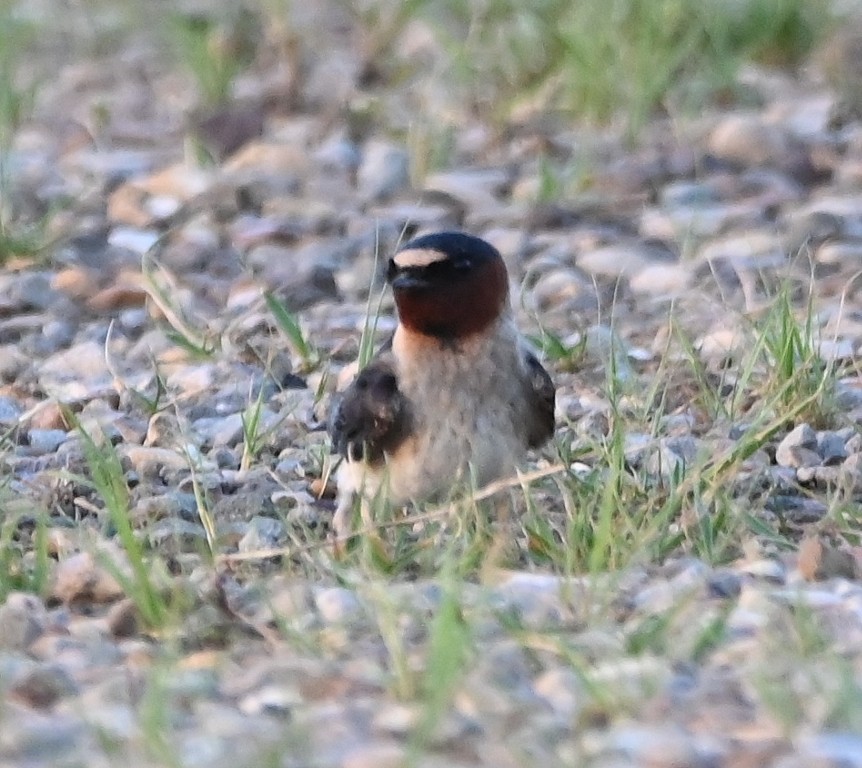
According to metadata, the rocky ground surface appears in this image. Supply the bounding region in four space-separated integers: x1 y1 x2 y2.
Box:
4 4 862 767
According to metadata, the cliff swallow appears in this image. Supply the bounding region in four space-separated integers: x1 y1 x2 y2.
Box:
329 231 555 537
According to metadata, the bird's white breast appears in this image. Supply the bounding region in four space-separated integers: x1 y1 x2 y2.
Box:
378 315 531 502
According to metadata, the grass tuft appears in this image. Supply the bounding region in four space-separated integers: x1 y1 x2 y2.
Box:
350 0 837 135
164 10 254 107
72 414 170 628
265 291 321 371
410 563 471 759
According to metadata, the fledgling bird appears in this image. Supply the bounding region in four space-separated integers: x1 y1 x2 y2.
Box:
329 231 555 537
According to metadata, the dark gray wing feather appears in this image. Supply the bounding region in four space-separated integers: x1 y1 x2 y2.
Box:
329 359 411 463
523 351 555 448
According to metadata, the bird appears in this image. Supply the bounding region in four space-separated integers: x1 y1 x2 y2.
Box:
328 231 555 538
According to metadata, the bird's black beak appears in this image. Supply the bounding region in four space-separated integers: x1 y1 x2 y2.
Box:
390 269 432 292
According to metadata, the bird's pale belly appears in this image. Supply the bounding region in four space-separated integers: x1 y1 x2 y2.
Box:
337 318 534 507
336 389 526 506
383 388 526 503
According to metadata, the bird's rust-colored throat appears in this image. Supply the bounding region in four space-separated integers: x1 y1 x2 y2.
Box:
394 257 508 341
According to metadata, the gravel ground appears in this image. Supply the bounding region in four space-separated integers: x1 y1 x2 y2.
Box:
4 3 862 767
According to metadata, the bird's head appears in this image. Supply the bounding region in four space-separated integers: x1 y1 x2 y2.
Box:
386 231 509 341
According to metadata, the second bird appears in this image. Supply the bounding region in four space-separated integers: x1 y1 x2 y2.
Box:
329 231 556 536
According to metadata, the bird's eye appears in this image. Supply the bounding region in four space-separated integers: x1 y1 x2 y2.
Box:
374 372 398 397
454 258 472 271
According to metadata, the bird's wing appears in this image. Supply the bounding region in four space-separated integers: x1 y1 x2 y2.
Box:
522 349 556 448
329 356 412 463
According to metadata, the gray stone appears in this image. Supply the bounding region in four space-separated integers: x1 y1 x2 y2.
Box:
424 168 510 208
238 516 286 552
817 339 856 361
769 495 829 523
490 573 567 628
212 446 241 469
0 344 28 381
210 486 277 523
144 411 186 447
696 327 745 361
584 324 635 381
578 243 657 279
629 263 691 296
698 232 785 271
0 712 87 760
707 569 742 598
107 226 160 255
842 453 862 492
642 203 757 240
314 132 361 172
533 668 583 717
41 319 76 352
837 381 862 410
371 702 420 736
192 413 246 449
131 492 197 524
789 196 862 244
845 432 862 454
531 269 592 311
9 663 78 708
624 433 654 465
647 436 700 479
782 732 862 768
815 240 862 266
313 587 363 625
0 314 45 344
0 395 23 427
50 552 126 604
357 139 410 201
739 558 786 583
776 424 819 468
818 431 849 465
0 271 56 312
601 723 716 767
246 242 340 309
797 465 842 487
37 340 114 400
164 667 220 699
342 742 406 768
708 114 812 180
165 363 217 397
645 441 688 479
117 307 150 335
660 180 721 208
121 445 190 477
25 428 68 454
370 203 461 238
106 598 140 638
0 593 47 651
238 684 303 716
147 519 209 551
